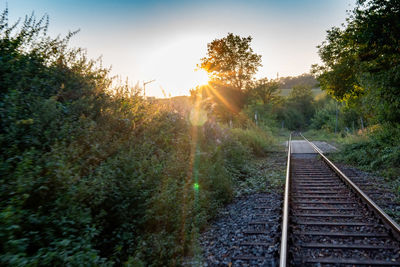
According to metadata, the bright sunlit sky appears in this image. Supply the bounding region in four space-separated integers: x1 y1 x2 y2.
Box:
4 0 354 97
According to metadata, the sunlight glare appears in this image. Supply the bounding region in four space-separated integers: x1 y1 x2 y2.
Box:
189 107 207 126
193 69 210 86
140 35 211 97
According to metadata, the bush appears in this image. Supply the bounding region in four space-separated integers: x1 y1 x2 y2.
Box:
334 123 400 180
0 10 277 266
230 127 274 157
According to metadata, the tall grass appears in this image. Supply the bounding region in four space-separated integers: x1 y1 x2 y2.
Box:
331 124 400 181
230 127 276 156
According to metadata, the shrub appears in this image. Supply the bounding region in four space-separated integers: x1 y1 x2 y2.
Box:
230 127 274 156
0 9 277 266
334 123 400 180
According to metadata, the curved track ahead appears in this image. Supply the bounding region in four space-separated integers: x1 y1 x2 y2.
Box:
280 134 400 266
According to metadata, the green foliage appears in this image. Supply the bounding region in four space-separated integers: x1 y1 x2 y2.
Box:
247 78 281 105
310 94 365 133
333 124 400 180
276 85 315 130
244 103 279 129
313 0 400 124
198 33 262 91
0 10 277 266
190 83 247 123
311 100 337 132
193 32 263 122
234 154 286 196
302 129 344 143
230 127 275 157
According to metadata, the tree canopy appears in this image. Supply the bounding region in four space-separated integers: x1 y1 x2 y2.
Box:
198 33 262 91
248 78 281 104
313 0 400 123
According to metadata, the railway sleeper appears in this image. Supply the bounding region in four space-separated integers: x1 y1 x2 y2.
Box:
293 191 348 194
295 231 388 238
300 243 398 250
294 221 375 226
292 200 357 204
293 214 362 218
295 207 357 211
303 257 400 266
292 195 349 199
293 186 345 189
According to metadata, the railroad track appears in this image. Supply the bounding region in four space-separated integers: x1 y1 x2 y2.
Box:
280 134 400 266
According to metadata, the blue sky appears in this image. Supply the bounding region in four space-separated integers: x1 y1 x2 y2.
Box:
3 0 354 97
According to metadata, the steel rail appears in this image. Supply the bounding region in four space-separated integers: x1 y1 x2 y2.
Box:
300 133 400 239
279 133 291 267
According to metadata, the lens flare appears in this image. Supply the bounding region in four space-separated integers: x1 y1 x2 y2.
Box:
194 69 210 86
189 107 207 126
193 183 199 191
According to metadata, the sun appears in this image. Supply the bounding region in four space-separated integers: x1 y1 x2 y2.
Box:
193 69 210 86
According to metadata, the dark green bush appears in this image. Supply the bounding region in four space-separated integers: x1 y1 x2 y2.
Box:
334 124 400 180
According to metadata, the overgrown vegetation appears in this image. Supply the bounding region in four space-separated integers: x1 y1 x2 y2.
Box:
233 153 286 196
310 0 400 183
0 10 278 266
331 125 400 180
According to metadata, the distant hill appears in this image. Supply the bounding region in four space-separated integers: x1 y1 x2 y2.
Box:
278 73 318 89
280 88 324 97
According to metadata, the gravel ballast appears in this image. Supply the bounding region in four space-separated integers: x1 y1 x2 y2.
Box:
199 192 282 266
334 162 400 224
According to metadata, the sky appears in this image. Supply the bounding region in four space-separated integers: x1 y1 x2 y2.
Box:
3 0 354 97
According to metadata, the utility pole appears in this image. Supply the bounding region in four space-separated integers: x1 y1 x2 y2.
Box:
143 79 155 98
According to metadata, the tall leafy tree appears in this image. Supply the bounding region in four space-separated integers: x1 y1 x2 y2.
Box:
249 78 281 104
276 85 315 130
288 85 315 122
313 0 400 123
198 33 262 91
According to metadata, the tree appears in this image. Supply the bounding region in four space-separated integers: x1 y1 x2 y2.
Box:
288 85 315 121
248 78 281 104
279 85 315 130
311 26 359 101
190 83 246 123
198 33 262 91
313 0 400 123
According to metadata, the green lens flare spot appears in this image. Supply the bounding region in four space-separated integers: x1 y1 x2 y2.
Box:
193 183 199 191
